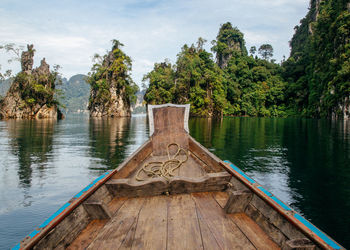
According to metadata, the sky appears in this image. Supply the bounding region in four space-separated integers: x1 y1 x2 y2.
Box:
0 0 310 86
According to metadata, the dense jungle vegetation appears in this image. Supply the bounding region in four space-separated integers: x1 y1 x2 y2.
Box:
283 0 350 118
1 0 348 118
87 40 138 113
144 0 350 118
143 23 287 117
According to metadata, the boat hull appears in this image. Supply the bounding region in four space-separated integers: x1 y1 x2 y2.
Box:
14 104 344 250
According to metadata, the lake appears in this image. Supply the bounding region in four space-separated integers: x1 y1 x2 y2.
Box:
0 114 349 249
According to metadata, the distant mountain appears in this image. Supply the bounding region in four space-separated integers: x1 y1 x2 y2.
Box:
1 74 90 113
57 74 90 113
3 74 145 114
131 90 146 114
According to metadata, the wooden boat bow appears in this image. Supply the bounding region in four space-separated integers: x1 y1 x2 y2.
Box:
14 104 344 250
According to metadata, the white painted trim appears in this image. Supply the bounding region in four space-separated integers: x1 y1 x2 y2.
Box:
148 103 190 136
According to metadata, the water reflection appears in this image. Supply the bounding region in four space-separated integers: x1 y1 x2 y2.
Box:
6 119 56 188
0 115 348 249
189 117 293 202
282 118 350 246
189 117 350 247
89 117 131 171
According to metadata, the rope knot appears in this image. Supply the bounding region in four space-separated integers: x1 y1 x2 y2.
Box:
135 143 188 181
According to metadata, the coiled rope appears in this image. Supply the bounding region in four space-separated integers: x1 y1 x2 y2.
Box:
135 143 188 181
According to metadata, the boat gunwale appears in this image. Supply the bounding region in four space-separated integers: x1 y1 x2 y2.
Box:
221 160 344 250
16 139 152 250
14 130 344 249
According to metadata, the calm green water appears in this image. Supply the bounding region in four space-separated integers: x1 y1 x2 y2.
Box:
0 114 349 249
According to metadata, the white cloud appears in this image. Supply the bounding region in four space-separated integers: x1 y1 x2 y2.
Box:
0 0 310 85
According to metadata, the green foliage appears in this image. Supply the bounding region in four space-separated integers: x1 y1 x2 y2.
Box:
249 46 256 56
144 27 285 117
212 22 248 57
144 7 349 119
143 61 175 105
212 22 248 69
144 39 227 117
13 66 60 108
258 44 274 60
175 41 226 117
87 40 138 109
223 53 286 116
283 0 350 118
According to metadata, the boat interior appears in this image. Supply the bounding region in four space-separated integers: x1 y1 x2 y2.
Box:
19 104 342 250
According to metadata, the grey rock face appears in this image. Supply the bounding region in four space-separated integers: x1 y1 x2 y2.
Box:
20 44 34 72
0 45 62 120
88 50 132 118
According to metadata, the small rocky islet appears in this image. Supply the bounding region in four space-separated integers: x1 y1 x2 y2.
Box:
1 0 349 120
0 45 63 119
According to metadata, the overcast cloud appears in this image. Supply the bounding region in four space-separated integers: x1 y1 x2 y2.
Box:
0 0 309 85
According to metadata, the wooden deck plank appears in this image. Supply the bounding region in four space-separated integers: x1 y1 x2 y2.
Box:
131 196 168 250
179 155 206 178
118 214 139 250
191 192 256 250
87 197 145 249
229 213 281 250
212 191 229 209
67 193 284 250
107 196 128 215
195 202 222 249
188 136 224 172
167 194 203 250
67 219 107 250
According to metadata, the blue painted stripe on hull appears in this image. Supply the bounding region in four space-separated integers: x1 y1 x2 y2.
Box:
257 186 273 197
39 202 71 228
224 160 255 184
92 171 110 184
294 214 341 249
224 160 341 249
40 171 110 228
225 161 291 211
271 196 291 211
73 171 110 198
11 243 20 250
28 229 40 238
13 171 112 249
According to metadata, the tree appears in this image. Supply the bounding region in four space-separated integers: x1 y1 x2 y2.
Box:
196 37 207 51
143 61 175 105
249 46 256 56
0 43 24 80
111 39 124 50
258 44 274 60
143 24 287 118
174 39 226 117
144 38 226 117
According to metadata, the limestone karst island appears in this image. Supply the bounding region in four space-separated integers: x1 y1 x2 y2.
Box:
0 45 63 119
0 0 349 249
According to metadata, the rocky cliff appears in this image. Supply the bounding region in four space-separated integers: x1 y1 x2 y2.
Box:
212 22 248 69
0 45 63 119
284 0 350 119
87 40 138 117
